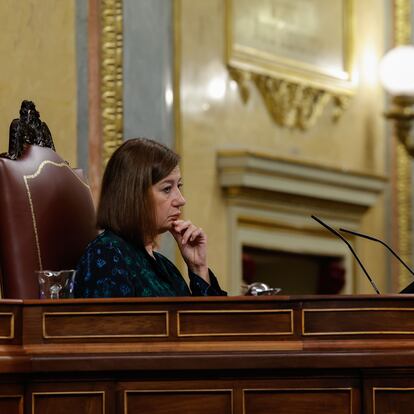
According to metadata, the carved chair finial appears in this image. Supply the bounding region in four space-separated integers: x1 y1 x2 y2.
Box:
0 100 55 160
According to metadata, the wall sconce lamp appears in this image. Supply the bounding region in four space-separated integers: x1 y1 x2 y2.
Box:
380 45 414 156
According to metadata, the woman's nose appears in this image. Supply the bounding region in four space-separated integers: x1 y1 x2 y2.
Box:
174 189 186 206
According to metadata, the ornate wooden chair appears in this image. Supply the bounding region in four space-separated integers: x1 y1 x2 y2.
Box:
0 101 97 298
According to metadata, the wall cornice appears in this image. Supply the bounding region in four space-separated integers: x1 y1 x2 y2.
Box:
217 150 386 209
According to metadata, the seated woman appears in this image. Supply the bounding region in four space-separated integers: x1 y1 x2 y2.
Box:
74 138 226 297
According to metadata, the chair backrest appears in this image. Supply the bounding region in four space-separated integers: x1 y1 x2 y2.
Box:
0 101 97 298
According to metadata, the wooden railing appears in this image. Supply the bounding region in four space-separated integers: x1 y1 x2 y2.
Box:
2 295 414 413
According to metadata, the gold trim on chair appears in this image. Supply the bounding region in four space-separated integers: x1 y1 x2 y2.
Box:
23 161 91 271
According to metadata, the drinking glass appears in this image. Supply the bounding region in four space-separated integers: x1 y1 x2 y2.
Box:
36 269 76 299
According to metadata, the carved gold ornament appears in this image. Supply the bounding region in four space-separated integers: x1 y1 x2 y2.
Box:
229 67 351 130
226 0 354 130
100 0 124 167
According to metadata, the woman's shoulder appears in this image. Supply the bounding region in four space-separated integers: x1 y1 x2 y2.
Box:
78 230 145 268
78 230 134 263
87 229 130 251
86 229 150 262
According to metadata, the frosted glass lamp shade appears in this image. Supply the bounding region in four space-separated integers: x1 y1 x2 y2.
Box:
379 45 414 95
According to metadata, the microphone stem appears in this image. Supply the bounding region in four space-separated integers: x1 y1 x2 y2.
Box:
311 215 380 294
340 228 414 278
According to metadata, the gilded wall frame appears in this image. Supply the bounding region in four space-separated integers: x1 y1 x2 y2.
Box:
225 0 354 129
100 0 124 167
88 0 124 202
394 0 412 291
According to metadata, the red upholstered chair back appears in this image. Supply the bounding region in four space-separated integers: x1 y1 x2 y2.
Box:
0 101 97 298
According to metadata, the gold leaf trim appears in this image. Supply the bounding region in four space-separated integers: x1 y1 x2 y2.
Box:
395 0 411 44
395 0 412 290
23 161 90 271
101 0 124 167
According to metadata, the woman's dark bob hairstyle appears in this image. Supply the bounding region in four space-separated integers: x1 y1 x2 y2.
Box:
97 137 180 247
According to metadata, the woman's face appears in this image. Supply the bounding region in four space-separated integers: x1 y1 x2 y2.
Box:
151 166 186 234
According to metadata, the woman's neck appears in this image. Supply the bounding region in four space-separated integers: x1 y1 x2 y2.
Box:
145 243 155 258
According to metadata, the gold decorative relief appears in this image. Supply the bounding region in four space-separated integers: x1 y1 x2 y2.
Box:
228 67 251 104
395 0 412 290
254 75 351 130
101 0 124 167
226 0 354 130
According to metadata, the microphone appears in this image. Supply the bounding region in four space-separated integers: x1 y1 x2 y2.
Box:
339 227 414 293
311 215 380 294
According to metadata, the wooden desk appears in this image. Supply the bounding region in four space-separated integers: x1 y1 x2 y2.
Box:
1 295 414 413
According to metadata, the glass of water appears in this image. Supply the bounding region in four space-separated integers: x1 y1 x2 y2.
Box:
36 270 76 299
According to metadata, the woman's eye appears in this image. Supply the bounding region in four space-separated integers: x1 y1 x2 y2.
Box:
162 186 172 194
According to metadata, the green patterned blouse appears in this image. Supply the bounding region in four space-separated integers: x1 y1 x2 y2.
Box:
74 230 226 298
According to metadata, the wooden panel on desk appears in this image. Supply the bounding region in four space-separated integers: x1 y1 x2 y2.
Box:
32 391 104 414
178 309 293 337
373 388 414 414
0 395 23 414
244 389 352 414
0 312 14 339
303 308 414 335
42 310 168 339
0 303 21 345
124 390 232 414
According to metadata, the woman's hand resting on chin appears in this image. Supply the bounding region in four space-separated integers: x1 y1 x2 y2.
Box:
169 219 210 283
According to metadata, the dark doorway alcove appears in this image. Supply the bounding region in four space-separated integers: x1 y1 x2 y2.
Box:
243 245 346 295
